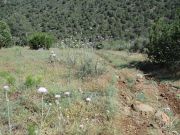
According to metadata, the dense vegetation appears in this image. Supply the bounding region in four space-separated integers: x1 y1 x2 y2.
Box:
0 21 13 48
147 17 180 65
28 32 54 50
0 0 179 45
0 1 180 134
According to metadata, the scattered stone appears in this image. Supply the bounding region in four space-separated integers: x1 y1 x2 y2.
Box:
85 97 91 102
155 111 170 125
131 101 155 114
160 93 165 97
163 107 171 112
136 73 144 82
172 131 179 135
136 73 144 79
122 107 131 116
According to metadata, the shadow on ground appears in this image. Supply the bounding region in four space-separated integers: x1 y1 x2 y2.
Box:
118 61 180 83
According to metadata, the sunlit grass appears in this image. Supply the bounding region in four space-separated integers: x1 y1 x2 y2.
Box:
0 47 118 135
0 47 179 135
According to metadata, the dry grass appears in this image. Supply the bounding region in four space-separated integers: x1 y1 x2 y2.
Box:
0 47 118 135
0 47 179 135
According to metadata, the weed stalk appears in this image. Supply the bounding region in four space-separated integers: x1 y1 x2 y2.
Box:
5 91 12 135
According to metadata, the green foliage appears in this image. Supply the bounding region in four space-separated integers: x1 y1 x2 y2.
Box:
95 43 104 50
147 18 180 65
27 124 36 135
25 75 42 87
6 76 16 86
7 13 33 46
28 32 54 50
0 71 16 85
77 57 105 79
0 21 13 48
0 0 179 43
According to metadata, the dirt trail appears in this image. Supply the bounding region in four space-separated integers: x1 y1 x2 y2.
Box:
96 51 180 135
115 69 180 135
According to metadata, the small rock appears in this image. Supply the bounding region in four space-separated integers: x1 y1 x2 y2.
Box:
122 107 131 116
131 101 155 114
136 73 144 79
155 111 170 125
136 73 144 82
85 97 91 102
172 131 179 135
160 93 165 97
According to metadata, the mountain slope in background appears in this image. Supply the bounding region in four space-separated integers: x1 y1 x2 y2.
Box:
0 0 179 42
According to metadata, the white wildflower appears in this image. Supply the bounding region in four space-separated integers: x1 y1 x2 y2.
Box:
52 53 56 57
64 91 70 97
37 87 48 94
79 124 84 129
55 94 61 98
3 85 9 91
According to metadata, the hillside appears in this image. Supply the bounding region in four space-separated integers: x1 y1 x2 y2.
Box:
0 47 179 135
0 0 179 43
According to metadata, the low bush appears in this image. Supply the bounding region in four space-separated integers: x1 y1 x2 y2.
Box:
77 56 105 79
95 42 104 49
28 32 54 50
25 75 42 87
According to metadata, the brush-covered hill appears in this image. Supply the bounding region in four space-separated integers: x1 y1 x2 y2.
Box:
0 0 179 42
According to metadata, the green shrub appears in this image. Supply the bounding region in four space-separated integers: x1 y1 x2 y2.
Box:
25 75 42 87
0 71 16 85
0 21 13 48
28 32 54 50
27 124 36 135
6 76 16 86
147 18 180 65
77 57 105 79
